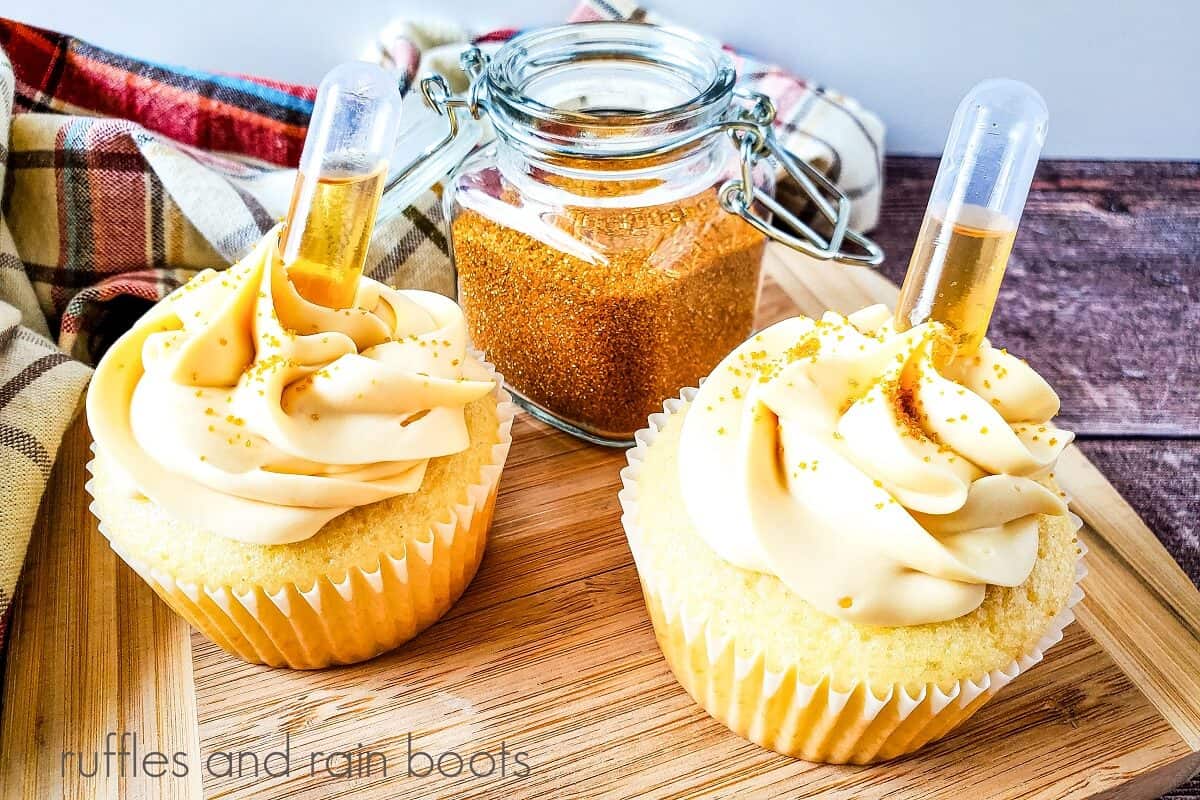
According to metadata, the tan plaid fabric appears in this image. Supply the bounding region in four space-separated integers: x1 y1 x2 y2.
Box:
0 49 88 642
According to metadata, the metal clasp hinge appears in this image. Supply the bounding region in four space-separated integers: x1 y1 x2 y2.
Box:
390 51 884 268
718 90 883 266
382 49 489 198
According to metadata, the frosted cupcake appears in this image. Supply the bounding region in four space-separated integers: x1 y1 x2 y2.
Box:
86 227 515 669
619 305 1083 763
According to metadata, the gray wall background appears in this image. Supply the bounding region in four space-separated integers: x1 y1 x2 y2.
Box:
6 0 1198 159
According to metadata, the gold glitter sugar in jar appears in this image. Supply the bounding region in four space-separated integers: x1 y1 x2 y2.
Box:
391 22 883 445
453 179 766 442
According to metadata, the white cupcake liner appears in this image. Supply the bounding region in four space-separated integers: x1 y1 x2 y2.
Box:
86 352 517 669
618 385 1086 764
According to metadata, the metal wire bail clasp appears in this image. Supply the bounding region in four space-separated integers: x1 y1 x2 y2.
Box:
391 50 883 268
382 48 490 198
718 90 884 266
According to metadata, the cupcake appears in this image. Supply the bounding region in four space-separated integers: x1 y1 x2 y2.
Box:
86 227 515 669
619 305 1083 763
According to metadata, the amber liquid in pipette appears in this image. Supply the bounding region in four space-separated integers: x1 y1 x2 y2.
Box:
894 204 1017 355
282 167 385 309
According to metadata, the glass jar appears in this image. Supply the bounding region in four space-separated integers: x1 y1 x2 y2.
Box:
388 22 882 445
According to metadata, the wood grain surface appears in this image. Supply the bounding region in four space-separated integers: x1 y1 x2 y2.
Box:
3 159 1199 800
0 422 202 800
1074 440 1200 583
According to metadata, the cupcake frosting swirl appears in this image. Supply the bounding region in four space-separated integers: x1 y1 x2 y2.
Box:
87 227 494 545
678 305 1073 626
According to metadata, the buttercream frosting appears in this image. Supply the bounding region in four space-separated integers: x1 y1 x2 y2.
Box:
87 227 494 545
678 305 1073 626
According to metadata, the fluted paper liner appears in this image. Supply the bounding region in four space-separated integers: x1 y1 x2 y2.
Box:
86 352 516 670
618 386 1086 764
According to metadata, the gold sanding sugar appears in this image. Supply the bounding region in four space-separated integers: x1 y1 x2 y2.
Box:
453 187 766 439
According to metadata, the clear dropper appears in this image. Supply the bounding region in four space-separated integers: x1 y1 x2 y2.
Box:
281 62 404 309
894 79 1048 354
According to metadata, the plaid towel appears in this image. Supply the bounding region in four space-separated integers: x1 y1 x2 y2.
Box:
0 3 884 648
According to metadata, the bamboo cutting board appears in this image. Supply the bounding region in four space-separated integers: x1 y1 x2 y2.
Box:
3 244 1200 800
